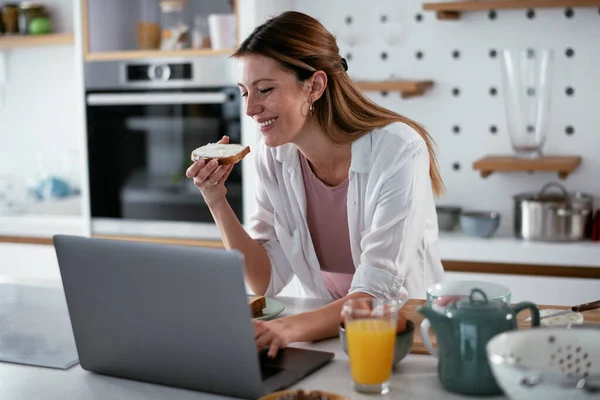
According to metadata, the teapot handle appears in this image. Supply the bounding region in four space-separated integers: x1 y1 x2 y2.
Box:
511 302 541 327
420 318 438 357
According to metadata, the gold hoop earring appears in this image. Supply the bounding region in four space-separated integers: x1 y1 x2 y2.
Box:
309 103 314 116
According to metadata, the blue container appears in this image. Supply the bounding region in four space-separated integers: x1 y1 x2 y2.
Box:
460 211 501 238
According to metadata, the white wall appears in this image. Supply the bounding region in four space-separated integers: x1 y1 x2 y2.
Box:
0 0 87 223
291 0 600 236
234 0 600 296
0 46 79 182
238 0 294 226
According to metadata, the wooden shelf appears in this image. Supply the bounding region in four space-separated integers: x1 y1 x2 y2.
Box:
84 48 234 62
354 80 434 99
0 33 74 50
473 155 582 179
423 0 600 20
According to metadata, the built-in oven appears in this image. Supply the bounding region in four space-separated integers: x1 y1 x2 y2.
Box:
84 57 241 239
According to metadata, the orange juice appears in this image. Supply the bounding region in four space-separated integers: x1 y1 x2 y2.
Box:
346 318 396 385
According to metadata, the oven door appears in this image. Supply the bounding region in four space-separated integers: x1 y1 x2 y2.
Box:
85 87 241 239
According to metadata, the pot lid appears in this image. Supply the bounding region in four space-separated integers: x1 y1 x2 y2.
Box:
514 182 593 205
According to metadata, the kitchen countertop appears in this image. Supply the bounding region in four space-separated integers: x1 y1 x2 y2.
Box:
0 214 87 238
1 215 599 269
437 232 600 268
0 278 506 400
0 194 88 238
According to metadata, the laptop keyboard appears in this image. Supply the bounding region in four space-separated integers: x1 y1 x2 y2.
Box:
259 348 284 380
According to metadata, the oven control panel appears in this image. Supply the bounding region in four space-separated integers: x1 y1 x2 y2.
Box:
126 63 193 82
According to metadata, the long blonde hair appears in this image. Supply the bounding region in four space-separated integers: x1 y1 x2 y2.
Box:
232 11 445 196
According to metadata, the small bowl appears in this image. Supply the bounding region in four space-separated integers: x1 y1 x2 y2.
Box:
486 327 600 400
339 320 414 366
539 309 584 326
460 211 501 238
426 280 511 311
436 206 462 231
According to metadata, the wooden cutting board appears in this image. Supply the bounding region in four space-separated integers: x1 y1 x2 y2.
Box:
403 299 600 355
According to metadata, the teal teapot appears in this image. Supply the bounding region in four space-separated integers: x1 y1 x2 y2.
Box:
417 288 540 396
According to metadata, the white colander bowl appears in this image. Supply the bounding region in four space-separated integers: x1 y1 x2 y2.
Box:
486 326 600 399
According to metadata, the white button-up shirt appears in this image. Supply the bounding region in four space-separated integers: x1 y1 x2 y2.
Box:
247 122 444 301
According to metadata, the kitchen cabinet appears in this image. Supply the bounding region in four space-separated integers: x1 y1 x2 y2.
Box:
0 243 61 281
438 232 600 270
81 0 239 61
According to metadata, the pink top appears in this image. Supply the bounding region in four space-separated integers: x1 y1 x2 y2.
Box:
299 154 356 300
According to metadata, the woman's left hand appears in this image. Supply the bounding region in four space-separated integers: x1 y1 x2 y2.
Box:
253 319 292 358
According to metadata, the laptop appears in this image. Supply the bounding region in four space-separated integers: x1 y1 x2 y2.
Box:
53 235 334 399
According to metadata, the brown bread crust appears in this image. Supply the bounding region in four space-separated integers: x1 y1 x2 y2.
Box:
248 295 267 318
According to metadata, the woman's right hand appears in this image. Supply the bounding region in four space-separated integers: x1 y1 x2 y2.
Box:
185 136 235 207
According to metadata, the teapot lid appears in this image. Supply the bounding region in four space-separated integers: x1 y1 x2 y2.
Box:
449 288 506 314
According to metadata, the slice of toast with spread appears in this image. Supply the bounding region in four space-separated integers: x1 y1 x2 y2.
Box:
191 143 251 165
248 295 267 318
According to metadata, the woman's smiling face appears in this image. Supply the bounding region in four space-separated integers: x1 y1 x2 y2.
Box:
237 54 312 147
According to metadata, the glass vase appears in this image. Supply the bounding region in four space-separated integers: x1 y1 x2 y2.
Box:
499 48 553 159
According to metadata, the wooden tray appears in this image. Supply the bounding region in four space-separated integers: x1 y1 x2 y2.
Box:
403 299 600 355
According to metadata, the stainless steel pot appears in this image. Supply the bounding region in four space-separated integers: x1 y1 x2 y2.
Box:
513 182 593 241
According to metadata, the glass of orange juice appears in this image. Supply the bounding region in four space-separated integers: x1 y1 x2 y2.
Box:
342 298 400 395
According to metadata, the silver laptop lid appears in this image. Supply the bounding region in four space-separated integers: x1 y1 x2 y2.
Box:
53 235 265 399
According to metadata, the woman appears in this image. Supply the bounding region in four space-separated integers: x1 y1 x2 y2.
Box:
186 11 445 357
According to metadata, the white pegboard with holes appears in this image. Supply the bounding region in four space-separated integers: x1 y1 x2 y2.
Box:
289 0 600 239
